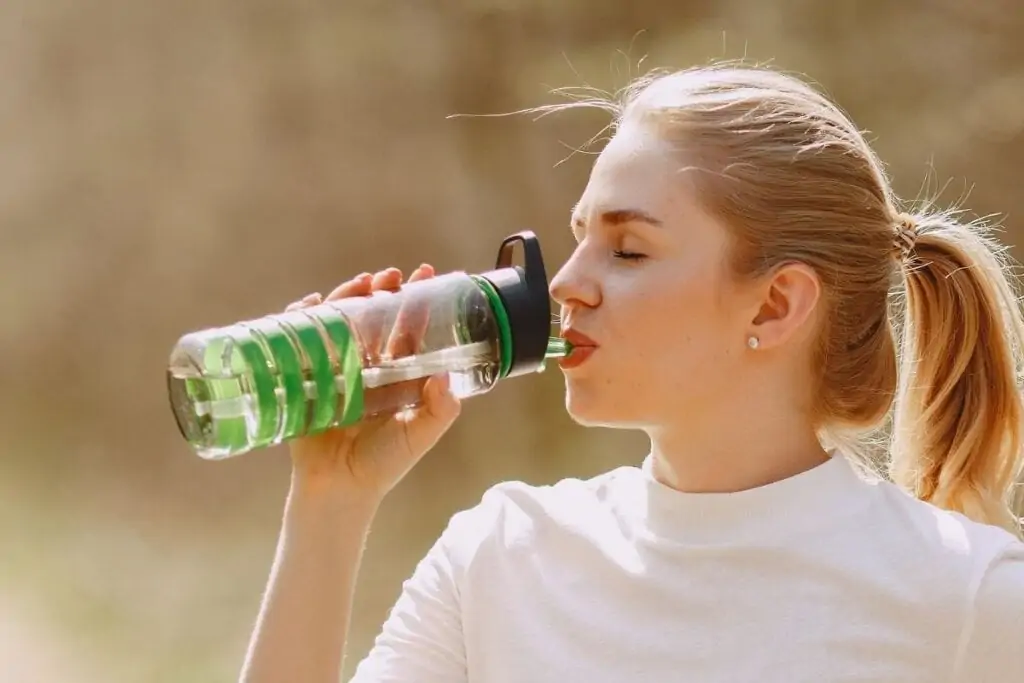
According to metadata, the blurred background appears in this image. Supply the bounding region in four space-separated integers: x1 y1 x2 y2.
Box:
3 0 1023 680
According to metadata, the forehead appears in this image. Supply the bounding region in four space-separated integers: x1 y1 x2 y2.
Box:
574 123 698 220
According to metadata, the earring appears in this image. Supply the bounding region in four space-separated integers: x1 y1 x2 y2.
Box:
747 336 760 350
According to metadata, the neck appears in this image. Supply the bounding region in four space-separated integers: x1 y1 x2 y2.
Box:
646 391 829 494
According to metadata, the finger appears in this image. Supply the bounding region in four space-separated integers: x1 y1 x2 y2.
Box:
284 292 322 312
386 263 434 358
401 372 461 455
362 372 460 485
363 268 404 362
404 263 434 287
370 267 403 293
325 273 373 302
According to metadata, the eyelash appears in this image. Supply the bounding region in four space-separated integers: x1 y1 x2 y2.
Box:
613 250 647 261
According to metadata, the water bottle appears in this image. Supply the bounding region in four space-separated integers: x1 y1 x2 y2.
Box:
166 231 571 460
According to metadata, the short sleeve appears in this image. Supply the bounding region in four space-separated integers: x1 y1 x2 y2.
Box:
955 539 1024 682
348 492 502 683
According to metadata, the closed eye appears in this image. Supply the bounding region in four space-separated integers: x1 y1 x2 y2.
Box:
613 250 647 261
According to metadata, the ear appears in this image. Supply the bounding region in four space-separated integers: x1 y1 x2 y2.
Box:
749 261 822 350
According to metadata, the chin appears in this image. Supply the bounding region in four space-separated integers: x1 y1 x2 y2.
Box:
563 387 649 429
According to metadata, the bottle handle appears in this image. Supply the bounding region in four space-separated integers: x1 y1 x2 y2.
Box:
486 231 552 378
494 231 549 307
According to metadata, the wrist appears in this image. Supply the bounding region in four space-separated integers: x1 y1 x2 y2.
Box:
286 473 382 523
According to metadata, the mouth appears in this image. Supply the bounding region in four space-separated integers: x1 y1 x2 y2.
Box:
557 345 597 370
560 328 599 349
558 329 599 370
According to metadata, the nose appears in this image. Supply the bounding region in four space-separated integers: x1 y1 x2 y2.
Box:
549 248 601 310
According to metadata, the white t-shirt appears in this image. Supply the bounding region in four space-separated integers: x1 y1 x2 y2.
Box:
350 453 1024 682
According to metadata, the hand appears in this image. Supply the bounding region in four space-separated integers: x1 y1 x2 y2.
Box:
283 264 461 503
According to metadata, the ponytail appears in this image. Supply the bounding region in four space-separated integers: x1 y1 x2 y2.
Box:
891 211 1024 535
546 63 1024 532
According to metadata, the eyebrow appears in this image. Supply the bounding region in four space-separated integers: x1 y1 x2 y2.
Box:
571 208 663 229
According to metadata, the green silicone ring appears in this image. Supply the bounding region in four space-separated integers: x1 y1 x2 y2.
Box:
470 274 513 378
276 311 338 434
246 318 307 440
227 327 279 447
313 306 365 427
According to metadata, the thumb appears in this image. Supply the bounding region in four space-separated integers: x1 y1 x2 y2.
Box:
402 373 461 457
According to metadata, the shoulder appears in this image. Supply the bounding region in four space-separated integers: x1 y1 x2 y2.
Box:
486 463 640 518
974 536 1024 610
865 478 1024 624
437 463 642 570
866 476 1019 566
953 536 1024 680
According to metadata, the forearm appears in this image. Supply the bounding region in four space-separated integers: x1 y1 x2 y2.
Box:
239 477 380 683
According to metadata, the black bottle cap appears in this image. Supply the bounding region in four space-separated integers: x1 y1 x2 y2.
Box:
478 231 551 378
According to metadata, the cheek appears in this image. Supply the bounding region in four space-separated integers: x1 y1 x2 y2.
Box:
564 264 741 425
623 269 742 408
619 266 729 358
589 270 724 409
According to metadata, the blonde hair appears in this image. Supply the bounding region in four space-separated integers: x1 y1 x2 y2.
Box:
539 64 1024 535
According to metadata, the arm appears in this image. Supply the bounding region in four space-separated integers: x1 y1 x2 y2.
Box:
347 504 474 683
241 478 483 683
239 477 380 683
238 265 463 683
954 539 1024 682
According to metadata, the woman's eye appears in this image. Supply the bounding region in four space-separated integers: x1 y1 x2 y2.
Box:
613 250 648 261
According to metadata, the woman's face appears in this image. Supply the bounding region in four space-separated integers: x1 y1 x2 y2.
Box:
549 122 760 429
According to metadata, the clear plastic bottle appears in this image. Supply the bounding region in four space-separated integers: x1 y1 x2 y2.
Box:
167 232 570 460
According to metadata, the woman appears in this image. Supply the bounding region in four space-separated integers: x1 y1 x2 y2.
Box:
239 65 1024 682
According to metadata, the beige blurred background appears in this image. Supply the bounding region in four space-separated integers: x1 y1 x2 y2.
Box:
2 1 1023 681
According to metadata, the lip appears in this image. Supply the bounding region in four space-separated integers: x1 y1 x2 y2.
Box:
560 328 599 349
558 329 599 370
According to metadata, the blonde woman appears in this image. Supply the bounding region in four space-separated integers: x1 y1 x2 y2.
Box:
239 65 1024 683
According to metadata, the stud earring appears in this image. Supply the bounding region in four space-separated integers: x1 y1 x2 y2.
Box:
747 336 760 350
